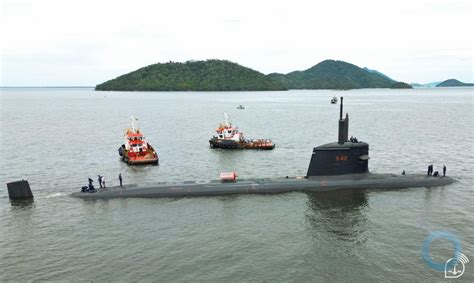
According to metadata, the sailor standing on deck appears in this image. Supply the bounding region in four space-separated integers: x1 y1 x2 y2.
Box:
98 175 103 188
88 178 95 191
119 173 123 187
102 177 106 188
427 165 434 176
443 165 446 177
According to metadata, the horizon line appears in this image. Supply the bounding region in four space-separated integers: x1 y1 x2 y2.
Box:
0 86 95 88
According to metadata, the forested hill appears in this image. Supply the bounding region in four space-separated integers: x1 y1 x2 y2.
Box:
363 67 395 82
268 60 412 89
96 59 412 91
95 60 287 91
436 79 474 87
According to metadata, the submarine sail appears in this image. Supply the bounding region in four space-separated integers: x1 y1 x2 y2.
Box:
306 97 369 176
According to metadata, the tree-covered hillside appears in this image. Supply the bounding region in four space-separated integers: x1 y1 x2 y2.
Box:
96 60 287 91
268 60 412 90
96 59 413 91
363 67 395 82
436 79 474 87
389 82 412 89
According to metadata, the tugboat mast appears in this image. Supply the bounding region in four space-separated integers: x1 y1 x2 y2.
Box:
130 115 138 132
223 112 231 127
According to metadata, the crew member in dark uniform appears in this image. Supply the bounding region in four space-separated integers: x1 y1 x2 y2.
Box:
98 175 103 188
119 173 123 187
88 178 95 192
443 165 446 177
427 165 434 176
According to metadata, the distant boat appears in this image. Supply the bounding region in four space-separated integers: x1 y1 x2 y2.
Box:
330 96 338 104
237 104 245 110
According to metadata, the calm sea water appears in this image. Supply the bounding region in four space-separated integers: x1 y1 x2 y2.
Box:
0 87 473 281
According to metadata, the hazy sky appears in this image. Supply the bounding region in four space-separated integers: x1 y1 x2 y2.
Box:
1 0 473 86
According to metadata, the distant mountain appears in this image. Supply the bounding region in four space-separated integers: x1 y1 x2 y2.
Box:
389 82 413 89
411 82 441 88
436 79 474 87
96 60 287 91
268 60 412 89
363 67 395 82
96 59 413 91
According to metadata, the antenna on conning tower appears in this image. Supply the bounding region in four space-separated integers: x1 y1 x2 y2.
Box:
339 97 343 120
338 97 349 144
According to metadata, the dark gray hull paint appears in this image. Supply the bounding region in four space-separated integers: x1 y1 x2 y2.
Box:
70 173 456 199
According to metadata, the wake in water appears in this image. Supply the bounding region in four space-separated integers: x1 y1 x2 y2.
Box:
45 192 67 198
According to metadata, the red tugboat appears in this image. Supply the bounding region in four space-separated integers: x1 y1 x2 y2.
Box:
118 116 159 165
209 113 275 150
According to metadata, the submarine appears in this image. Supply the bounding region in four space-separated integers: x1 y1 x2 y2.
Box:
71 97 455 199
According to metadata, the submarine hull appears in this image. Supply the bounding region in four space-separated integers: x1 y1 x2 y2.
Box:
70 173 456 199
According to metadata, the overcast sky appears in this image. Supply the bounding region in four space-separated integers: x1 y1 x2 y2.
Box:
1 0 472 86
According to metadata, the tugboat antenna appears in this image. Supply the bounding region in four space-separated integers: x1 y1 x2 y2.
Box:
130 115 138 132
224 112 231 127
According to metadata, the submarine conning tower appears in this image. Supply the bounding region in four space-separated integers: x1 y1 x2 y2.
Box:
306 97 369 176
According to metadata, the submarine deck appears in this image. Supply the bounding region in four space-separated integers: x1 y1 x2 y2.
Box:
70 173 456 199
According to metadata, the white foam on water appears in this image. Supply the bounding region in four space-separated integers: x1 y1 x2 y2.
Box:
45 192 67 198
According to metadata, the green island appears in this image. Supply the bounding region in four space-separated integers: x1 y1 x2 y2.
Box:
95 60 286 91
96 59 412 91
268 60 411 90
436 79 474 87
